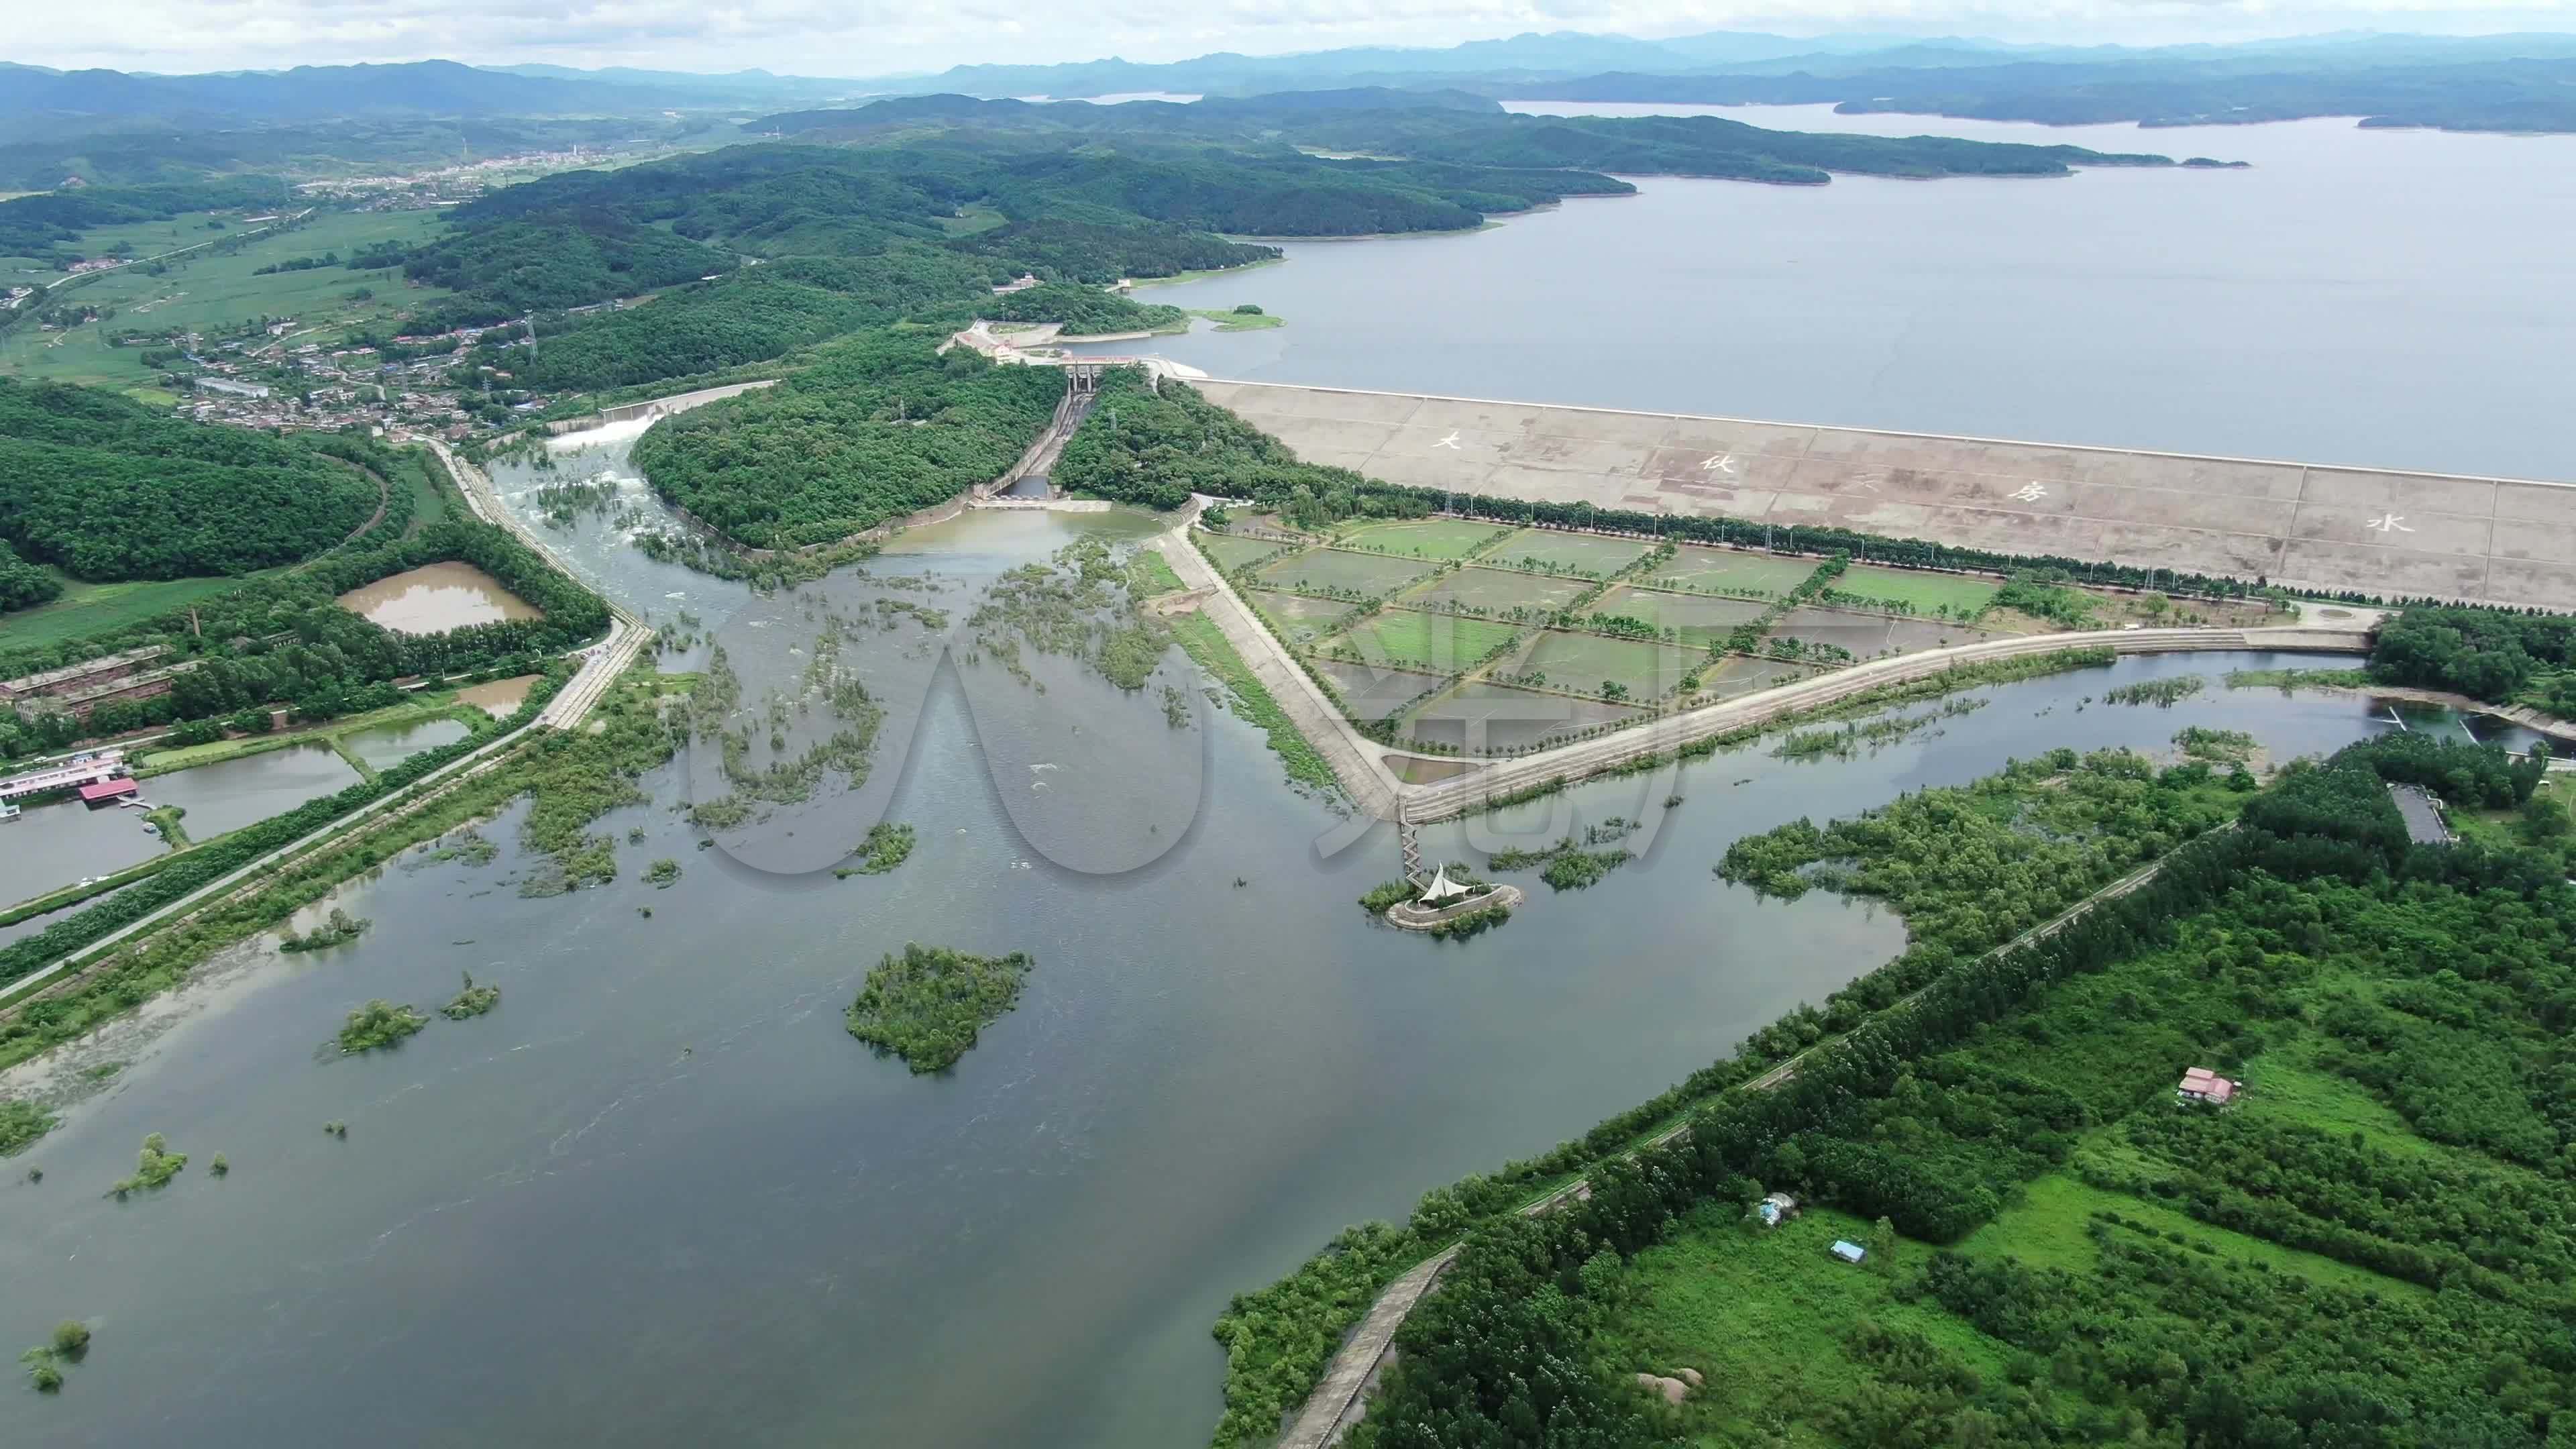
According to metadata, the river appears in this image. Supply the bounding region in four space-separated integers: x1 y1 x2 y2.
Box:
0 424 2433 1447
1078 106 2576 484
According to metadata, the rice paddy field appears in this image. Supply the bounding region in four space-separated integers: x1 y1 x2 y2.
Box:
1396 566 1593 616
1332 517 1510 560
1309 657 1448 720
1484 528 1654 578
1585 586 1772 647
1695 655 1818 700
1323 609 1522 672
1826 563 2000 618
1253 548 1440 597
1403 680 1644 753
1503 629 1699 702
1243 589 1351 645
1193 530 1288 572
1634 545 1823 596
1765 605 2000 659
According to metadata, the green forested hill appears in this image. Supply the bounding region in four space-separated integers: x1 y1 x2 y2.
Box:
0 379 380 588
627 333 1063 548
398 216 739 328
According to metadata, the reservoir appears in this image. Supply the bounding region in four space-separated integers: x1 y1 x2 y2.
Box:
0 429 2426 1449
337 561 541 633
1082 109 2576 484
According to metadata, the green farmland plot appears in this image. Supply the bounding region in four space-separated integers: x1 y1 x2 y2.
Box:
1396 565 1593 618
1585 586 1771 647
1333 517 1509 561
1194 529 1285 573
1827 563 1999 618
1252 548 1438 598
1485 528 1654 578
1640 545 1823 596
1322 610 1521 673
1503 629 1699 702
0 210 451 393
1244 589 1350 646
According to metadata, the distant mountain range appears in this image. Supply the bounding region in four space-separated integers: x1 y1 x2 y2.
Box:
5 28 2575 156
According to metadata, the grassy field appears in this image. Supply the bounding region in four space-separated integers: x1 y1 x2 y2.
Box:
1252 548 1438 598
1487 528 1654 578
1828 563 1999 617
0 570 276 653
1324 610 1521 673
1640 546 1823 596
1588 585 1771 647
1193 530 1286 572
1334 517 1509 561
0 209 451 394
1403 680 1642 753
1395 565 1591 617
1506 629 1697 700
1187 308 1285 331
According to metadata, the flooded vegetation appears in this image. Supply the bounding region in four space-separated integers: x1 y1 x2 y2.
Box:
335 561 541 634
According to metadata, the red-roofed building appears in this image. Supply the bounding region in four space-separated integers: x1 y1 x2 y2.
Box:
2177 1067 2238 1107
78 777 138 807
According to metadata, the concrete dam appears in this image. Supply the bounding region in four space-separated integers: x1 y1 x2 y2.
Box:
1188 380 2576 612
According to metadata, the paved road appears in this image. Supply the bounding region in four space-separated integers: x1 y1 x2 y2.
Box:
1 724 538 1010
1277 834 2207 1447
1152 500 1404 819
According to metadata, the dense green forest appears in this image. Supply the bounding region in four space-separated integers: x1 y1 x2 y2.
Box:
975 282 1184 335
482 250 1001 391
627 331 1063 548
398 217 739 328
0 540 59 611
394 91 2167 362
0 514 608 758
2369 605 2576 715
757 91 2176 184
0 378 380 590
1278 733 2576 1449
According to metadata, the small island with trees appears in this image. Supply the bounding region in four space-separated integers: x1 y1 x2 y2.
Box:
844 943 1035 1073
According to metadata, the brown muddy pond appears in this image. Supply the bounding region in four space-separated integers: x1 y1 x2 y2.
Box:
453 674 542 718
338 563 541 634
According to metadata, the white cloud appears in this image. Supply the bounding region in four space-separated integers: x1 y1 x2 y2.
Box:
15 0 2576 75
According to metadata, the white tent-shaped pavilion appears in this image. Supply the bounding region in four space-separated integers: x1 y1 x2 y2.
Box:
1419 865 1475 905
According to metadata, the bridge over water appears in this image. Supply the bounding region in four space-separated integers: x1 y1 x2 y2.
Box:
1189 380 2576 611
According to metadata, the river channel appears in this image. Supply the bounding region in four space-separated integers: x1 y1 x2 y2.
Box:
0 427 2448 1446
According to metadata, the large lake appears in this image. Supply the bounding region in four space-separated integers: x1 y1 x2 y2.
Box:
1082 106 2576 483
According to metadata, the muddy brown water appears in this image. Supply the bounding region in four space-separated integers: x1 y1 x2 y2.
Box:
337 562 541 634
